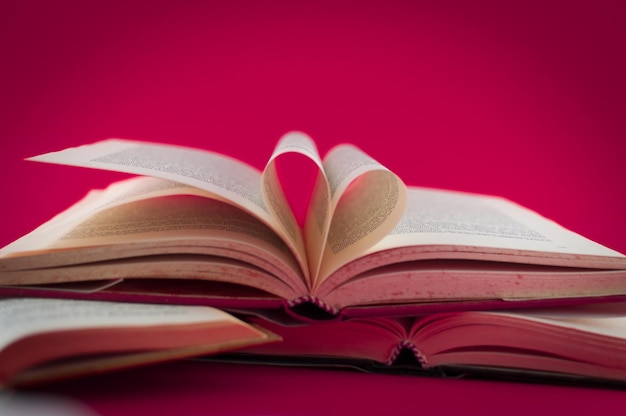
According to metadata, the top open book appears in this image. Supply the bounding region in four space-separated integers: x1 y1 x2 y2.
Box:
1 132 625 320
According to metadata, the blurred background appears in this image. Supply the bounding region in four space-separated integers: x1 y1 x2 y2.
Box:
1 0 625 253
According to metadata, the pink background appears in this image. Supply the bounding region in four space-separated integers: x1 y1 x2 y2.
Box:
2 1 626 413
2 0 625 254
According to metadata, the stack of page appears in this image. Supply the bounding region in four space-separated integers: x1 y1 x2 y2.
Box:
2 132 626 387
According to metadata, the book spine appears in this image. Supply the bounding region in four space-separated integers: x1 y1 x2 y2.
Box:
387 340 428 367
287 295 338 318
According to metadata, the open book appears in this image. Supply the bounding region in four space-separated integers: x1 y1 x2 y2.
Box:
0 297 276 387
232 302 626 385
1 132 626 319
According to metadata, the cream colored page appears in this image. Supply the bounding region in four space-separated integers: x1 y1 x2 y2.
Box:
261 132 325 282
0 188 106 255
367 186 625 259
493 302 626 340
1 176 249 254
314 144 407 285
28 139 277 230
49 188 291 256
266 131 325 167
0 298 237 352
0 177 302 284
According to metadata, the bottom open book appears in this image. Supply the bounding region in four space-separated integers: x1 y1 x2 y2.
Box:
3 297 626 388
224 302 626 386
0 298 277 388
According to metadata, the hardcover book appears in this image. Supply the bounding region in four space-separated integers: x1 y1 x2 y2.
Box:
232 301 626 385
1 132 625 320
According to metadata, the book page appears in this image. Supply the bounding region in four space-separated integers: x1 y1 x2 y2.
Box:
310 144 407 286
410 304 626 381
495 302 626 340
316 186 626 300
1 177 288 257
0 177 306 295
1 176 233 255
0 298 239 353
49 192 290 255
27 139 312 280
261 132 324 285
28 139 279 235
242 315 407 365
370 187 626 262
